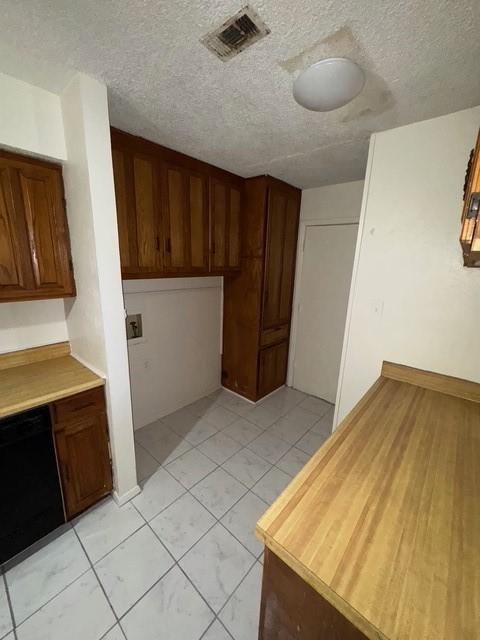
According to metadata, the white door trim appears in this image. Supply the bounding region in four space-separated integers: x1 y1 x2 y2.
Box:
287 217 360 390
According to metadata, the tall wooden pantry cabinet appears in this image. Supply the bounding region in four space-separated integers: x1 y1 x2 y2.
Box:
222 176 301 402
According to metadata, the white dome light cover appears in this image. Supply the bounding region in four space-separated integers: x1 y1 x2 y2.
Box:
293 57 365 112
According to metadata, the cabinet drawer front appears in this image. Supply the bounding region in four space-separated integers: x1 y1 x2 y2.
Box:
53 387 105 425
261 325 289 347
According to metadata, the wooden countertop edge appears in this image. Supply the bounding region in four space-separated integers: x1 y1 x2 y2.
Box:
0 377 105 419
255 377 388 639
0 342 71 370
256 532 386 640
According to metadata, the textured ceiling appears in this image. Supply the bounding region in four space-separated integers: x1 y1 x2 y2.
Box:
1 0 479 188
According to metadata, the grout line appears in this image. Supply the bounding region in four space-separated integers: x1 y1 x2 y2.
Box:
198 617 234 640
2 571 16 639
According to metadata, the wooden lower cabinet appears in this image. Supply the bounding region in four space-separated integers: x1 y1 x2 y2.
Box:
259 548 368 640
52 388 112 519
258 341 289 398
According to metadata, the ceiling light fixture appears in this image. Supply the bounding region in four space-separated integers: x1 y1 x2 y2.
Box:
293 57 365 112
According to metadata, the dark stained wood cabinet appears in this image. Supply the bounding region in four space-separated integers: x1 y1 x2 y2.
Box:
223 176 301 401
52 387 112 519
210 177 242 272
0 151 75 302
111 128 242 278
259 548 368 640
162 164 209 274
460 128 480 267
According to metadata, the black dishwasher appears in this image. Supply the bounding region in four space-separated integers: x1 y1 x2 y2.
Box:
0 406 65 563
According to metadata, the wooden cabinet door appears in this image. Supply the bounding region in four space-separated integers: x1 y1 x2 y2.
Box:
112 147 162 276
162 164 209 273
258 341 289 398
262 188 299 329
210 178 241 272
0 152 75 301
0 166 35 296
54 410 112 519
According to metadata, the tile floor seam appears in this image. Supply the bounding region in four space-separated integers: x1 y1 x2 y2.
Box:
198 617 234 640
6 562 93 633
71 526 121 630
134 437 193 468
216 559 262 623
2 568 16 633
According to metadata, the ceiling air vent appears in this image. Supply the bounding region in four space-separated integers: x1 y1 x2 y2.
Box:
201 5 270 61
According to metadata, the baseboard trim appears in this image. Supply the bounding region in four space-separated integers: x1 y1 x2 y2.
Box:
221 384 286 406
113 484 141 506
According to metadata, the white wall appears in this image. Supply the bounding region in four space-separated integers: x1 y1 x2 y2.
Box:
336 106 480 425
300 180 364 223
0 72 68 353
0 72 66 161
288 181 364 393
61 73 138 503
124 278 222 429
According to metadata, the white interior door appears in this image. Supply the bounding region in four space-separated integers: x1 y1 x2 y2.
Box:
292 223 358 403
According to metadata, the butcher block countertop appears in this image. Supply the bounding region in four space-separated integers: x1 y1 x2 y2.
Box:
256 361 480 640
0 342 104 419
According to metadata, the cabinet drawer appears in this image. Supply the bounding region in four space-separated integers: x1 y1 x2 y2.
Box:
261 325 289 347
53 387 105 425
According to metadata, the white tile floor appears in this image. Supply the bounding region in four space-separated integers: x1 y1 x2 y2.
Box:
0 386 334 640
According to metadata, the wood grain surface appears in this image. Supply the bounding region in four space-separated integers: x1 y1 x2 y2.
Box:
256 368 480 640
0 342 70 370
0 353 104 418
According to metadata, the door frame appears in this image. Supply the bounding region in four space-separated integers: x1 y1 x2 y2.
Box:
287 217 359 393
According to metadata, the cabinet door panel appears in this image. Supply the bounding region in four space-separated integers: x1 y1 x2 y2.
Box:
210 178 242 272
55 412 112 519
189 174 208 269
229 187 241 268
212 181 227 268
258 341 288 398
0 167 34 292
133 155 161 270
112 148 134 270
165 166 186 268
263 190 287 328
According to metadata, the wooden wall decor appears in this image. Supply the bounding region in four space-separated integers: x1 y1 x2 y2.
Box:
460 127 480 266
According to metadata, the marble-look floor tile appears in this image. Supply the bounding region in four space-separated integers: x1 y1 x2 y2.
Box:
182 418 219 446
102 625 126 640
180 524 255 613
299 395 332 417
191 468 247 519
221 418 262 446
202 620 233 640
222 448 271 488
203 406 238 429
95 525 173 617
219 562 263 640
247 431 290 464
150 493 216 560
267 406 319 444
221 492 268 557
296 429 329 456
134 419 169 449
6 528 90 624
216 393 254 418
310 407 335 435
261 387 305 414
165 448 217 489
134 443 160 482
198 432 242 465
15 570 115 640
120 566 213 640
2 633 15 640
140 428 192 466
187 393 219 417
74 499 144 564
132 467 185 521
0 577 13 638
276 447 310 477
245 403 284 429
252 467 292 505
161 407 199 437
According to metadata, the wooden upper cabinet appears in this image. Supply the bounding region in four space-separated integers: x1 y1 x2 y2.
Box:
210 178 242 272
0 151 75 303
162 164 209 274
111 144 162 276
262 186 300 330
